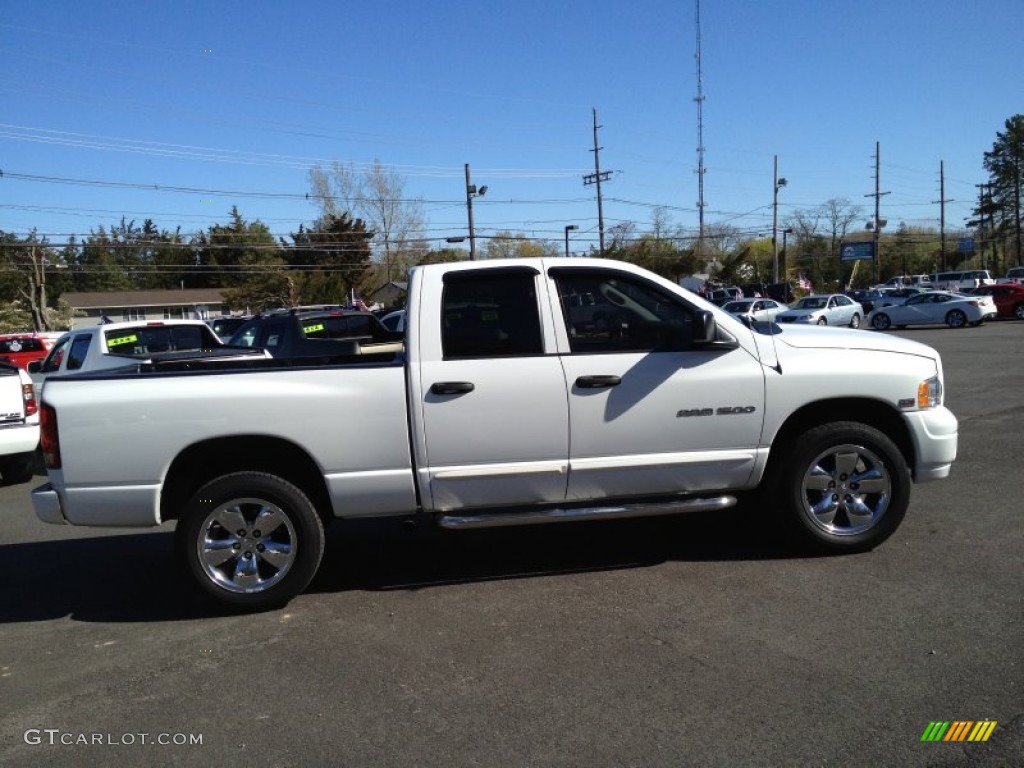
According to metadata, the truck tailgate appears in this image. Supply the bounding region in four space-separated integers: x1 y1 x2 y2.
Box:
41 364 416 525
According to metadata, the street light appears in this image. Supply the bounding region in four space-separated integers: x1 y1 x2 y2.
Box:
772 154 788 283
564 224 579 258
465 163 487 260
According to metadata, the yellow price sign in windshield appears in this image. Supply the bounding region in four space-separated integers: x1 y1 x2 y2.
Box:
303 323 325 335
107 333 139 347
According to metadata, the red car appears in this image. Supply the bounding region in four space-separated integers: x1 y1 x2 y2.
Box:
973 284 1024 320
0 333 54 370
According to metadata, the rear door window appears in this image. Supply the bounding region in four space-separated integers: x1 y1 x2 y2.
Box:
66 335 92 371
441 269 543 359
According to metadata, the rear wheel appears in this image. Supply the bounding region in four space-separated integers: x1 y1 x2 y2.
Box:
769 422 910 552
871 313 891 331
1015 303 1024 320
849 313 862 329
176 472 325 610
945 309 967 328
0 452 35 484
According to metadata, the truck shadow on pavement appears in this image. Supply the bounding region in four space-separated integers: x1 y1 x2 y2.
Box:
0 506 817 624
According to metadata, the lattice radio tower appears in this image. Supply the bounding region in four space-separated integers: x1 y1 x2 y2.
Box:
694 0 707 260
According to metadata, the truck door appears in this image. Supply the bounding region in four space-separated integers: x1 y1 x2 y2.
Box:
413 267 570 512
548 266 766 501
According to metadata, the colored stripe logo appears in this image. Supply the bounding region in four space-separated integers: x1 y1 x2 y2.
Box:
921 721 997 742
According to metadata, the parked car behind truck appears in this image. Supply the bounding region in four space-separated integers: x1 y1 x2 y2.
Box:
0 363 39 483
32 258 958 609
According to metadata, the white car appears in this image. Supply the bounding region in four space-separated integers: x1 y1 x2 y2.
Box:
868 291 997 330
776 294 863 328
28 320 228 398
721 298 786 323
0 364 39 483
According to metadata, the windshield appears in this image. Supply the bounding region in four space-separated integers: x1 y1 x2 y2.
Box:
795 297 827 309
722 301 754 312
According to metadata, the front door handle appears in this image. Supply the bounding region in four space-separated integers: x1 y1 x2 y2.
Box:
431 381 475 395
575 375 621 389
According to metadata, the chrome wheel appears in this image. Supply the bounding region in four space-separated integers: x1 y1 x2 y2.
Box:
177 472 325 609
769 421 910 552
800 444 891 537
817 317 827 326
946 309 967 328
197 498 297 594
849 313 861 329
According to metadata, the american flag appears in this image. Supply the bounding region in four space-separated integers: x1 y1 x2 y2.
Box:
797 273 813 293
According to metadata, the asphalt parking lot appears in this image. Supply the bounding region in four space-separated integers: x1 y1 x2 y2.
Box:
1 322 1021 767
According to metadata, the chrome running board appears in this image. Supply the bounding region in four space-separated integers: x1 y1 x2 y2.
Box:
437 495 736 530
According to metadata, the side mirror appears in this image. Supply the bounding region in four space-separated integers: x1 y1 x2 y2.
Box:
27 361 42 374
692 310 717 344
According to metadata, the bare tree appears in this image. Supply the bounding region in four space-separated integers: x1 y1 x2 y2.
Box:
309 160 426 282
820 198 864 259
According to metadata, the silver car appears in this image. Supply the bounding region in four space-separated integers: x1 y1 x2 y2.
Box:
776 294 863 328
722 298 786 323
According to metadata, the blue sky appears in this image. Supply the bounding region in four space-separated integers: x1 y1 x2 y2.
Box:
1 0 1022 254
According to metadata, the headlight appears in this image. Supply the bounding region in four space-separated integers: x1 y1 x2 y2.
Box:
917 375 942 408
795 315 812 323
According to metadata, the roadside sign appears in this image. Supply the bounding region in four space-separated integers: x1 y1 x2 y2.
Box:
840 242 874 261
958 237 974 253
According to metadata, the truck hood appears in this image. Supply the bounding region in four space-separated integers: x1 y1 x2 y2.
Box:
772 324 937 359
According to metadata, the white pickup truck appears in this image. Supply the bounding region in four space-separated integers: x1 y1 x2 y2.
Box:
0 363 40 483
32 258 959 609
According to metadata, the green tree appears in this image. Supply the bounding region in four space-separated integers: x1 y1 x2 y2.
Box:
982 114 1024 268
284 212 374 304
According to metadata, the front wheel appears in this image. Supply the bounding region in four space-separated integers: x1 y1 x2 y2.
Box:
871 313 891 331
176 472 325 610
1014 303 1024 320
769 422 910 552
946 309 967 328
817 317 828 326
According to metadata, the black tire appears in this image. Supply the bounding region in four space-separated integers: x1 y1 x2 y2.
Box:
175 472 325 610
1014 303 1024 320
0 452 36 484
817 317 827 326
945 309 967 328
849 313 862 329
768 422 910 553
871 313 891 331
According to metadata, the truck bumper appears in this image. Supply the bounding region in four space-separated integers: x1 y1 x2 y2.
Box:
902 406 958 482
32 482 68 525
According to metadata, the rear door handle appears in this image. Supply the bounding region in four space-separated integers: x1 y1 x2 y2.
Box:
431 381 475 395
575 375 621 389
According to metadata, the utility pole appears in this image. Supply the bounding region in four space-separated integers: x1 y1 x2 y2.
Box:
975 182 998 272
933 161 953 270
864 141 890 284
464 163 487 261
583 108 612 253
771 155 787 283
